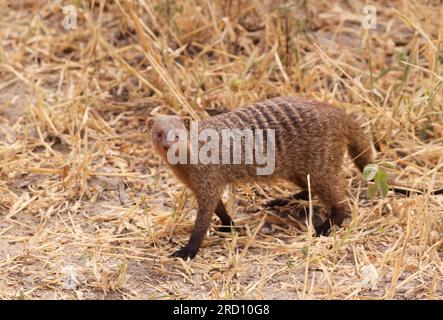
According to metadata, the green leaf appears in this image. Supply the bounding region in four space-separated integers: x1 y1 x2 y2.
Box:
363 164 379 181
375 169 390 197
379 180 389 197
367 183 378 199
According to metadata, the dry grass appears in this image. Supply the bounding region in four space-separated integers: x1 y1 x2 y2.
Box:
0 0 442 300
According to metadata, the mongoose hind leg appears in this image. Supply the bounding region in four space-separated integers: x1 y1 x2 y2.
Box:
311 176 348 236
215 199 235 232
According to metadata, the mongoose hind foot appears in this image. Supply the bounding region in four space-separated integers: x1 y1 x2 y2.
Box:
314 219 333 236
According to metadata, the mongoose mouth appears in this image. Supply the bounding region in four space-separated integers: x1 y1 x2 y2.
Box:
162 142 179 153
162 138 180 152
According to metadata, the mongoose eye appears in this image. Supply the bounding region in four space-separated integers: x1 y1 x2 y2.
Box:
157 132 162 138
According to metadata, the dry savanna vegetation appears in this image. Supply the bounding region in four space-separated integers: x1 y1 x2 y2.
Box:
0 0 442 300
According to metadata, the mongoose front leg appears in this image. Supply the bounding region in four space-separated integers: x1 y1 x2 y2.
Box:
215 199 234 232
171 196 218 259
312 178 348 236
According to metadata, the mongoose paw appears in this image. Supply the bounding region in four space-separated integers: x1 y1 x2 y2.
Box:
314 221 332 236
170 247 197 260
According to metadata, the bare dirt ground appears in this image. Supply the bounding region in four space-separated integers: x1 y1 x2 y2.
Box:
0 0 442 299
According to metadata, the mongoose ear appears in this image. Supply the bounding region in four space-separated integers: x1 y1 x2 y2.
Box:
146 117 154 130
183 117 191 130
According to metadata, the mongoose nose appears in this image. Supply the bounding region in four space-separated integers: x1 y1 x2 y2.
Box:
163 146 169 152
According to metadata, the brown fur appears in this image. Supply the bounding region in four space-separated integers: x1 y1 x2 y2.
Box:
148 96 373 259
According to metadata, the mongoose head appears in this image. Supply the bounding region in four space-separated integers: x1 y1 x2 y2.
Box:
147 115 190 158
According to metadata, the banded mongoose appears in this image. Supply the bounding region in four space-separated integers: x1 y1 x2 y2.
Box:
147 96 440 259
